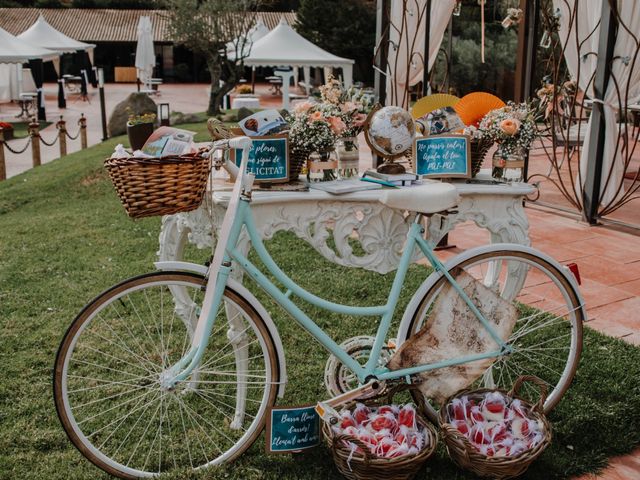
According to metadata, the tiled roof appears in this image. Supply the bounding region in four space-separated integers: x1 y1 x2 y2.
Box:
0 9 296 43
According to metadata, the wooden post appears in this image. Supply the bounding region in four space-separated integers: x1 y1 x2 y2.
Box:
29 117 41 168
79 114 88 150
0 128 6 181
57 115 67 157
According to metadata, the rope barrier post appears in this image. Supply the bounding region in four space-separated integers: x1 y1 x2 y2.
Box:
29 117 41 168
57 115 67 157
79 114 88 150
0 128 6 181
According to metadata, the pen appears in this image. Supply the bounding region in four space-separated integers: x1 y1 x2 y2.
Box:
360 177 399 188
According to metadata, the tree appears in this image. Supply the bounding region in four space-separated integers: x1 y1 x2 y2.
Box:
165 0 259 115
295 0 376 83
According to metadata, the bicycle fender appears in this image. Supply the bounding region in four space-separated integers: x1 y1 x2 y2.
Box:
154 261 288 398
395 243 586 346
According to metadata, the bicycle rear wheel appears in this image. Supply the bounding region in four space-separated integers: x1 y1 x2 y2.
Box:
400 248 584 414
54 271 280 479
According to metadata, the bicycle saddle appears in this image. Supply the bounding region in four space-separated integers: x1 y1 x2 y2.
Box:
378 181 460 214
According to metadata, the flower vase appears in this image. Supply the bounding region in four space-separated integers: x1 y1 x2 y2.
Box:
307 149 337 182
336 136 360 179
492 146 526 183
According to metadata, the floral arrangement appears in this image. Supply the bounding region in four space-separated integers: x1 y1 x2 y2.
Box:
236 85 253 95
0 121 14 131
536 80 576 119
501 8 523 29
127 112 156 126
288 76 371 154
478 102 537 157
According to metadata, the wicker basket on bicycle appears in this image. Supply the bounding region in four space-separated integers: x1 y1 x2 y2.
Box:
439 375 552 479
104 152 211 219
322 384 438 480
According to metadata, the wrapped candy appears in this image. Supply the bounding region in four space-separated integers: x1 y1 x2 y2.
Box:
339 411 356 430
332 402 430 459
353 403 371 425
398 404 417 429
368 412 398 433
481 392 507 421
445 391 546 458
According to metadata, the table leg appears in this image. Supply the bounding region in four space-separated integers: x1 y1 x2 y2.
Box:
159 209 252 428
427 193 530 302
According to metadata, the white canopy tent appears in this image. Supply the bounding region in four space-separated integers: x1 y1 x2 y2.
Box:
241 17 355 91
17 15 96 108
18 15 95 54
0 26 57 104
226 16 270 58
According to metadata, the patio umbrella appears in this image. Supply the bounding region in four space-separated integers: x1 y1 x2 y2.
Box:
135 16 155 89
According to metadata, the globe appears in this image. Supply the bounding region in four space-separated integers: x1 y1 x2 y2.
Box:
365 106 415 158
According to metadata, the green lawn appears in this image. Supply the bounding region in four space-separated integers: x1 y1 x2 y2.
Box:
0 124 639 479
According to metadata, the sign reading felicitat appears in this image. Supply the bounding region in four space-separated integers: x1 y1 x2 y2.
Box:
414 134 471 179
265 405 320 453
231 135 289 183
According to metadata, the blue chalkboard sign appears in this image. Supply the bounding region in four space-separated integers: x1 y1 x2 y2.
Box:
232 136 289 183
266 405 320 453
414 134 471 178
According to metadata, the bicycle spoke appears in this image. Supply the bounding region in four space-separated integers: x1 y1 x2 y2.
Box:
56 275 276 476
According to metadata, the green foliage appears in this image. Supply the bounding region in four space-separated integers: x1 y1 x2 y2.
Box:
432 0 518 98
295 0 376 83
165 0 259 114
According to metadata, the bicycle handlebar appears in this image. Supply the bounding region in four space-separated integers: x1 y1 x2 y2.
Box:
204 136 253 182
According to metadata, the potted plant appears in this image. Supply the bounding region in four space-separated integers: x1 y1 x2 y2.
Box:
126 112 156 151
236 85 253 95
0 122 14 141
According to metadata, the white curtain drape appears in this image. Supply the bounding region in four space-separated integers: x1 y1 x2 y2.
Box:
0 64 20 102
554 0 640 206
385 0 456 108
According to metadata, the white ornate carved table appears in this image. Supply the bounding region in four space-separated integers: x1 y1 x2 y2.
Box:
157 175 536 276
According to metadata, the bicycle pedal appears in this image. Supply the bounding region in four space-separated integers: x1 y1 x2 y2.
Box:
315 379 385 424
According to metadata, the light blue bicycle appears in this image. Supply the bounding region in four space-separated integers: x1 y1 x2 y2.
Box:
54 137 585 478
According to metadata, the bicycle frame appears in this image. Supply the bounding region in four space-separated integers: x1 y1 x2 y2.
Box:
161 142 510 390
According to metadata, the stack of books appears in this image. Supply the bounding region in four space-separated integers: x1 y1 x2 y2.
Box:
361 170 420 186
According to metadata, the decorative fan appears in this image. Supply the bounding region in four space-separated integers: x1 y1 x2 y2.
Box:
453 92 506 126
411 93 460 120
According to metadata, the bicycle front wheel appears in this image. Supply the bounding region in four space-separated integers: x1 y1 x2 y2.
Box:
401 248 584 414
54 271 280 479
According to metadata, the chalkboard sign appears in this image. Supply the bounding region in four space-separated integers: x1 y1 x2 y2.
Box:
231 135 289 183
266 405 320 453
414 134 471 179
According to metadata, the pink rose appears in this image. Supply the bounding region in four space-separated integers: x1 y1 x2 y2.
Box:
500 118 521 135
309 111 324 122
294 101 314 114
353 113 367 128
327 116 347 134
340 101 358 113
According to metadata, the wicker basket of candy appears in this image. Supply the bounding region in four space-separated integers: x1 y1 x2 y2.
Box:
322 384 438 480
439 375 552 479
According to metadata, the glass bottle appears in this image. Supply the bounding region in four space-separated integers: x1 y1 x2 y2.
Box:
336 136 360 179
492 146 525 183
